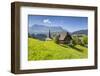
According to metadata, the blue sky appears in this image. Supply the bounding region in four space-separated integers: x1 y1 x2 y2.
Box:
28 15 88 32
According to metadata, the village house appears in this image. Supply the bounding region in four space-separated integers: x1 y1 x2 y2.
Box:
57 32 72 44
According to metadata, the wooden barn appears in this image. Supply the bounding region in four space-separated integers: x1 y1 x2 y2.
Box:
58 32 72 44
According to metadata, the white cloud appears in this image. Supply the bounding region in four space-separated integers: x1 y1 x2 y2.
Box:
43 19 51 24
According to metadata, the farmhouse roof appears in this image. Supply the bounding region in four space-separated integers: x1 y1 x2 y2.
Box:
59 32 67 40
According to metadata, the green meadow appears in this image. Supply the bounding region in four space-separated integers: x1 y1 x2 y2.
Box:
28 38 88 61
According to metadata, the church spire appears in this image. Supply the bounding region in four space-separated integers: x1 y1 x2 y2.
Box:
49 29 51 38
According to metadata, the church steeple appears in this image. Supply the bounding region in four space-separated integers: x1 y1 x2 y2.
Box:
45 29 52 41
49 29 51 39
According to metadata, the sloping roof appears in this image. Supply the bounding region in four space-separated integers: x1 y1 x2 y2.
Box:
59 32 67 40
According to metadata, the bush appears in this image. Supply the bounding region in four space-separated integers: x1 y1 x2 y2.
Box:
72 39 76 46
72 35 84 46
54 35 60 44
72 36 79 45
83 35 88 45
28 33 32 38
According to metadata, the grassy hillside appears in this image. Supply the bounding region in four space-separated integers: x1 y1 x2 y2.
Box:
28 38 88 61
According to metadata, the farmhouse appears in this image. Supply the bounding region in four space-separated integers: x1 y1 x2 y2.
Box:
58 32 72 44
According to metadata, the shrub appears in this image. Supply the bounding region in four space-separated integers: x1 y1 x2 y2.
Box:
83 35 88 45
72 36 78 45
54 35 60 44
28 33 32 38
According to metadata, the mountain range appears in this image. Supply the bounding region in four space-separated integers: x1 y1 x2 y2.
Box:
71 29 88 35
29 24 66 34
29 24 88 35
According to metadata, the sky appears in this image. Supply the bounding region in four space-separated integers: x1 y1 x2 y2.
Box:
28 15 88 32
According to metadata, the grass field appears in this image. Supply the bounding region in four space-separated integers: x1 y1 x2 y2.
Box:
28 38 88 61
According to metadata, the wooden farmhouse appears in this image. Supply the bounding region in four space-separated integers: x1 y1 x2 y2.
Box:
58 32 72 44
